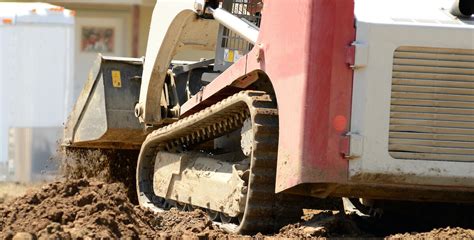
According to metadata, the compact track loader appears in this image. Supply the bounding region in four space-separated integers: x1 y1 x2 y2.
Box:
64 0 474 233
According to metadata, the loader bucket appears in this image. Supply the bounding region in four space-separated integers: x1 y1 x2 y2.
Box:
63 55 146 149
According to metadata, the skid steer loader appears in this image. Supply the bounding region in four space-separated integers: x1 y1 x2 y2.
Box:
63 0 474 233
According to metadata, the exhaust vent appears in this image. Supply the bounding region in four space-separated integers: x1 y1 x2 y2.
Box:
389 46 474 162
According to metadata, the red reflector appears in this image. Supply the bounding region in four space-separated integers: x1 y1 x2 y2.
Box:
2 18 13 24
49 7 64 12
333 115 347 132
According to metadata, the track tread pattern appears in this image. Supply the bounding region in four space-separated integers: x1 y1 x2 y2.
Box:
137 91 287 234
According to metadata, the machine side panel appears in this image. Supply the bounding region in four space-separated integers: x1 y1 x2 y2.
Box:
300 0 355 188
181 0 356 192
267 0 356 192
348 19 474 189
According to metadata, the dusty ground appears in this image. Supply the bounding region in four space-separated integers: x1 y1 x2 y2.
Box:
0 149 472 239
1 179 473 239
0 182 36 204
0 179 230 239
1 178 473 239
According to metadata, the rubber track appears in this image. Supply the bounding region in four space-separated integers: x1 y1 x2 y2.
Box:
137 90 280 234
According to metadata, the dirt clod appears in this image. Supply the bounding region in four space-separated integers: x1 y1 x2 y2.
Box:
12 232 35 240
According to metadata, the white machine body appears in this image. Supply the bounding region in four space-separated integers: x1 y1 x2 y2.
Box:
349 0 474 189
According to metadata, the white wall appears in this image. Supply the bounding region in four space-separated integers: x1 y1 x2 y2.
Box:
2 24 74 127
0 23 74 169
0 30 5 165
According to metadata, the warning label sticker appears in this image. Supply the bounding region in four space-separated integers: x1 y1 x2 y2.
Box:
111 70 122 88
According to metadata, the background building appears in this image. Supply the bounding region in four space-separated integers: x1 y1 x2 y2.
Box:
0 0 156 182
1 0 156 100
0 3 75 182
54 0 156 101
0 0 205 182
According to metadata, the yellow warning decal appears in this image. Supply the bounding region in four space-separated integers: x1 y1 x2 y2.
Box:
111 70 122 88
227 50 234 62
224 49 235 63
224 49 243 63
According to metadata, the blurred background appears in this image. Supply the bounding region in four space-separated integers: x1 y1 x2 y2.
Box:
0 0 157 185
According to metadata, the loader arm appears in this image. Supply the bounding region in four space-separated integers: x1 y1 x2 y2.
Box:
136 0 219 126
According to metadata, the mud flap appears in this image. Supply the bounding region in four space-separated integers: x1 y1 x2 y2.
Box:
63 55 145 149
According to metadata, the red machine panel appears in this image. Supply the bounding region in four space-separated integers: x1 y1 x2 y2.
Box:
182 0 356 192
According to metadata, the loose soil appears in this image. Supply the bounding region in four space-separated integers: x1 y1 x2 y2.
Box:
0 149 472 239
0 179 228 239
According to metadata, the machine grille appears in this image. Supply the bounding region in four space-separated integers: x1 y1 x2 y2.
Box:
220 0 261 51
214 0 262 71
389 46 474 162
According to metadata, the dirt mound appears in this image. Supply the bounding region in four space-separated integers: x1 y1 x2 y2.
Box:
388 227 474 239
2 149 473 239
275 211 370 238
0 179 226 239
1 178 473 239
0 177 367 239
